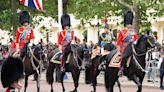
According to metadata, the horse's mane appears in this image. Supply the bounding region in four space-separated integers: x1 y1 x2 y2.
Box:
34 44 42 50
136 35 144 46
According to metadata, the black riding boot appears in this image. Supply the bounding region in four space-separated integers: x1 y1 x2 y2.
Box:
118 57 126 77
61 53 67 72
61 44 71 72
20 47 27 59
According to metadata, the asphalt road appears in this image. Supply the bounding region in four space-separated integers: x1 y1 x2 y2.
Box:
0 80 163 92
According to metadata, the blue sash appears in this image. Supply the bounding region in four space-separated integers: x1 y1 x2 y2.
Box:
20 28 31 41
124 35 132 43
66 32 71 42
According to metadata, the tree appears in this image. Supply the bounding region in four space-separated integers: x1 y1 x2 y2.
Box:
0 0 163 34
71 0 164 33
0 0 58 31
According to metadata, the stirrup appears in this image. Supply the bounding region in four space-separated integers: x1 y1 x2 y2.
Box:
61 66 65 72
118 70 123 77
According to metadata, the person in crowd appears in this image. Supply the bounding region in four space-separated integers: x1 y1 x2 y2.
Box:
1 57 24 92
160 49 164 90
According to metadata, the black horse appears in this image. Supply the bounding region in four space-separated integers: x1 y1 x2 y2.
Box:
91 43 121 92
104 35 156 92
21 43 47 92
46 44 90 92
46 46 62 92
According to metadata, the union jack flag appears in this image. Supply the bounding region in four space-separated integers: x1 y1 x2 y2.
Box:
19 0 43 11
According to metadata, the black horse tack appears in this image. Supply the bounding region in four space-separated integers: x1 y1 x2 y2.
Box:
22 43 47 92
104 35 156 92
90 42 122 92
46 44 91 92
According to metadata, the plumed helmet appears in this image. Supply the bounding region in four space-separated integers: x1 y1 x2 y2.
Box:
19 11 30 25
61 14 71 30
124 10 133 26
104 23 109 29
1 57 24 88
104 18 108 24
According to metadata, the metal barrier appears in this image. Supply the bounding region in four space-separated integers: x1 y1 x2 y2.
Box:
146 49 160 85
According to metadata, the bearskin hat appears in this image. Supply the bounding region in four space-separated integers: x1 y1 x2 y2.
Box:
19 11 30 25
124 10 133 26
1 57 24 88
61 14 71 30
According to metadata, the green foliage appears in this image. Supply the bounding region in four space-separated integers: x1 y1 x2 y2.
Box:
0 0 163 32
0 0 58 31
72 0 163 31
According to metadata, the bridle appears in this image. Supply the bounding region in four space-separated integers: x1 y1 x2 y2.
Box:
132 36 155 71
132 44 147 56
70 44 83 69
27 46 45 76
132 36 155 57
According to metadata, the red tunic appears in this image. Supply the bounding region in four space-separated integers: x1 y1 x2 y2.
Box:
58 31 74 52
15 27 34 49
58 31 74 46
116 28 138 53
6 88 10 92
11 41 16 48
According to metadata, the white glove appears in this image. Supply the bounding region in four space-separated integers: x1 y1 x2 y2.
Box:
71 40 75 44
133 41 137 45
28 42 33 47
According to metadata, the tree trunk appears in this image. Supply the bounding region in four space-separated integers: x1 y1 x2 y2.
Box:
132 5 139 34
63 0 68 14
11 0 17 37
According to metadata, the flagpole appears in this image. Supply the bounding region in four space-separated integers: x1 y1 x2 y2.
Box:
11 0 17 37
58 0 63 32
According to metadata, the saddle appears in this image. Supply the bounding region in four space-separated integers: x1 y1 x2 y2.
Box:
50 51 62 64
108 50 131 68
108 50 121 68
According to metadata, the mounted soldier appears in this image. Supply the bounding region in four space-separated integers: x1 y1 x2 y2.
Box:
116 10 139 76
100 19 113 55
13 11 34 58
58 14 74 72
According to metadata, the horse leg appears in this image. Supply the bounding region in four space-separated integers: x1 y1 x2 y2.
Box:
71 70 80 92
132 75 142 92
92 69 101 92
46 63 55 92
61 72 65 92
51 83 54 92
24 75 29 92
138 75 145 92
36 73 40 92
105 68 118 92
116 80 122 92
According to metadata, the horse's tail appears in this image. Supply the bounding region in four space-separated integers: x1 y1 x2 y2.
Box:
46 62 55 84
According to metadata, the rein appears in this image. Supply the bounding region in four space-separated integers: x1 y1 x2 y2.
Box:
132 44 147 56
70 44 83 69
28 46 43 76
